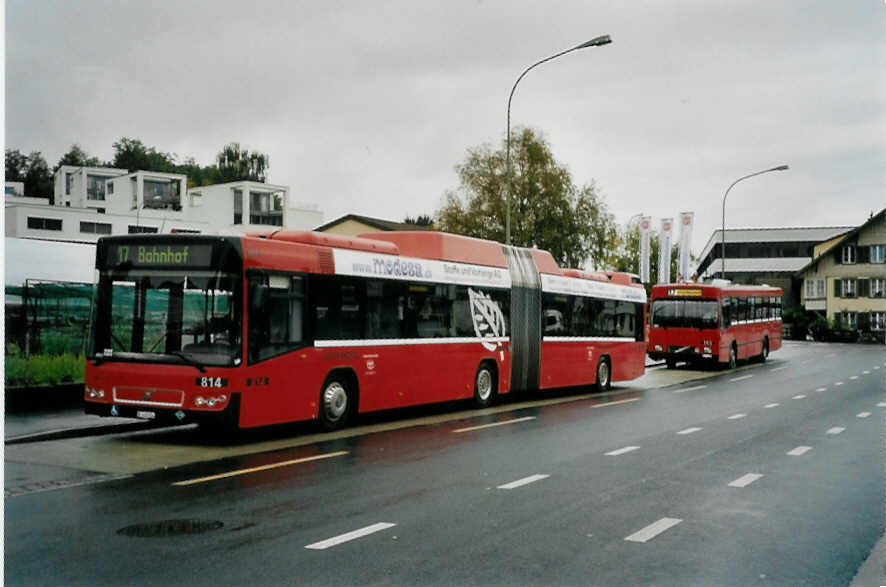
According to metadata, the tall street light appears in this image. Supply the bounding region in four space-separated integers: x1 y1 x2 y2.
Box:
505 34 612 246
720 164 789 279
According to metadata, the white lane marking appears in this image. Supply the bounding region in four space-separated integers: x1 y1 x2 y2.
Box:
728 473 763 488
674 385 707 394
825 353 837 358
834 382 844 386
787 446 812 456
765 403 780 408
677 427 703 435
770 366 788 372
593 398 641 408
730 375 753 382
878 402 886 408
497 474 550 490
857 412 872 419
453 416 536 433
863 370 870 375
850 376 859 380
305 522 397 550
826 427 845 435
625 518 683 543
173 451 349 486
605 446 641 456
815 388 827 392
875 366 881 370
728 413 746 420
793 394 806 399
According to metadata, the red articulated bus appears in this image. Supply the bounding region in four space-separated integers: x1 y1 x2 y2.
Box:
647 281 783 369
84 230 647 431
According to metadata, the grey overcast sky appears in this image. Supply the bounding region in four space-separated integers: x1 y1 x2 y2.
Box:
5 0 885 257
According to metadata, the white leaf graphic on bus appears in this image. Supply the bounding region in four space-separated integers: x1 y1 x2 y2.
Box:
468 288 506 358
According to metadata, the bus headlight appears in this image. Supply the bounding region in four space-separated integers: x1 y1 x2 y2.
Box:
195 396 206 407
654 345 663 351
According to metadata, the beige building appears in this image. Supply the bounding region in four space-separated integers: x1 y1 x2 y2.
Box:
315 214 434 236
798 208 885 334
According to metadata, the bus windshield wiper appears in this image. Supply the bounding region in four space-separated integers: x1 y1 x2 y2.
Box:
169 351 207 373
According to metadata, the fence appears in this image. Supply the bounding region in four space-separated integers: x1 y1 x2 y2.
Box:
5 280 94 357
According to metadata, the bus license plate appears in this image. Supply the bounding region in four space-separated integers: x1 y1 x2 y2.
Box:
136 410 156 420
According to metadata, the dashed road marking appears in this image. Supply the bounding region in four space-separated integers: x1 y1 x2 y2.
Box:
850 376 859 380
815 388 826 392
834 382 844 386
625 518 683 543
728 413 746 420
863 370 870 375
826 427 845 435
592 398 641 408
877 402 886 408
857 412 872 419
497 474 550 490
770 366 788 372
728 473 763 488
730 375 753 382
765 403 780 408
787 446 812 456
453 416 536 433
674 385 707 394
793 394 806 399
605 446 641 456
677 427 703 435
305 522 397 550
173 451 348 486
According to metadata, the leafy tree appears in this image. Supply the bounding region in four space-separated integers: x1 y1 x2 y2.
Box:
111 137 177 173
24 152 54 198
5 149 29 182
55 144 102 171
404 215 434 226
435 127 617 269
215 142 268 183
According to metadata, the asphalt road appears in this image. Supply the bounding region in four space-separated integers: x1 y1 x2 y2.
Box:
5 341 885 586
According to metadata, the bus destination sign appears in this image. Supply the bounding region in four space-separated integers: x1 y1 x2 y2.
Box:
667 288 703 297
107 243 213 267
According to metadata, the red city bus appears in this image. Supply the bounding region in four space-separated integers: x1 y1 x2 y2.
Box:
647 281 783 369
84 230 647 430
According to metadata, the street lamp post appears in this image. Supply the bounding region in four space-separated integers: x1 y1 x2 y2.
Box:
720 164 789 279
505 34 612 246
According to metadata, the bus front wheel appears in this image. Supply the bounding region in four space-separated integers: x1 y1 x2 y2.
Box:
727 344 737 370
319 377 352 431
596 357 611 392
760 338 769 363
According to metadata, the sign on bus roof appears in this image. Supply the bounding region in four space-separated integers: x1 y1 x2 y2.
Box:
666 288 703 297
105 243 214 268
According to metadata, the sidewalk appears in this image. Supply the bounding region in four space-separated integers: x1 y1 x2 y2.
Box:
851 535 886 587
4 408 151 444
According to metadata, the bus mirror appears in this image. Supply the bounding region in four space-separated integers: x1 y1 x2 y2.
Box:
250 283 268 312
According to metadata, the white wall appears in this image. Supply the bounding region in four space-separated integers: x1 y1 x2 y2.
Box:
4 237 96 285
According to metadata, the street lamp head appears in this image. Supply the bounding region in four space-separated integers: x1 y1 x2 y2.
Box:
770 164 789 171
575 35 612 50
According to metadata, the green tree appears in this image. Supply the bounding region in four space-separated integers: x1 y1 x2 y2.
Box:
436 127 617 268
5 148 29 182
215 142 268 183
55 144 102 171
404 215 434 226
23 152 54 198
111 137 177 173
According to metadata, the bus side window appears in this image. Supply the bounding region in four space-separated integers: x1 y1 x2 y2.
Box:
248 273 306 362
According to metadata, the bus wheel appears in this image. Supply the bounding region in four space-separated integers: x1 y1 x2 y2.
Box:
320 378 352 431
760 338 769 363
727 344 737 370
666 357 676 369
473 363 497 408
596 357 611 392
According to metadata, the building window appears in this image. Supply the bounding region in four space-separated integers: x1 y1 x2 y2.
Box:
27 217 63 231
107 182 114 195
171 228 200 234
871 278 886 298
128 225 159 234
87 175 107 201
5 186 15 195
844 312 857 329
804 278 825 299
80 221 112 235
841 279 857 298
872 312 885 331
871 245 885 264
249 191 284 226
143 179 181 210
841 245 856 264
233 189 242 224
65 173 74 195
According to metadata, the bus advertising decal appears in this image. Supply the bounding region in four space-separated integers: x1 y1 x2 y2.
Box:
541 274 647 303
468 288 507 360
332 249 511 289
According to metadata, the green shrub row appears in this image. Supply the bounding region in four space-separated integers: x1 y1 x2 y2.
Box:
5 351 85 387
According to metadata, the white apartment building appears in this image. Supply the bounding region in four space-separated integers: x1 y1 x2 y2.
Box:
5 166 323 244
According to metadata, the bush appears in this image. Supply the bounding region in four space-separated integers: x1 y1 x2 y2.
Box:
4 353 85 387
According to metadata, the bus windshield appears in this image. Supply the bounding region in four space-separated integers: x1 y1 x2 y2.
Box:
651 299 719 330
91 269 242 367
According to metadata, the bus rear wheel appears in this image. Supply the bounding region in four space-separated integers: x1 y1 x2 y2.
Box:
473 363 497 408
759 338 769 363
319 377 352 431
727 344 737 370
596 357 611 392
